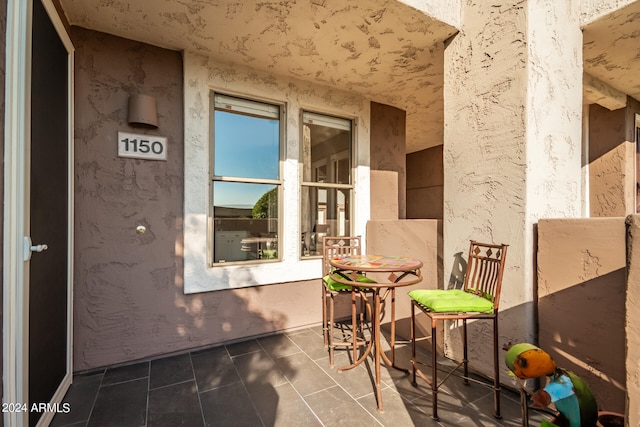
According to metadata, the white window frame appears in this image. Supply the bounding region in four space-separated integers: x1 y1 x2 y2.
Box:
182 52 371 294
210 93 283 266
300 111 355 258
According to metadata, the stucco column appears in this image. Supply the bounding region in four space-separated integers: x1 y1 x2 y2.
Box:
443 1 583 379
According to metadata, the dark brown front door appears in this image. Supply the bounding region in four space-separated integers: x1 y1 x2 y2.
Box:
28 1 71 425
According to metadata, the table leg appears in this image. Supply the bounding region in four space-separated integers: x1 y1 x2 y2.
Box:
336 289 373 373
374 289 384 412
379 287 410 374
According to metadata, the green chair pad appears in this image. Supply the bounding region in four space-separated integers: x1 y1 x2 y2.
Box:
408 289 494 313
323 274 376 291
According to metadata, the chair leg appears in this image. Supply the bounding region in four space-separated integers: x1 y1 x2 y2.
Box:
432 319 439 421
328 292 335 368
493 316 502 419
520 388 529 426
351 288 358 362
322 286 328 348
410 302 417 386
462 319 469 385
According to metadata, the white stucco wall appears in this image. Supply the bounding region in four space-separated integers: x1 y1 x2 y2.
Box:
443 1 583 380
580 0 639 24
183 51 372 293
398 0 462 28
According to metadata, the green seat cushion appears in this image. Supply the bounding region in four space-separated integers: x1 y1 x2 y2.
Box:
323 274 376 291
408 289 494 313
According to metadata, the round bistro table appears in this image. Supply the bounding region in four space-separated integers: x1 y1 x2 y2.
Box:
329 254 423 412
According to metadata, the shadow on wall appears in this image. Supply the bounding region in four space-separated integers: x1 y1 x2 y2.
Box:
537 269 626 414
448 251 466 289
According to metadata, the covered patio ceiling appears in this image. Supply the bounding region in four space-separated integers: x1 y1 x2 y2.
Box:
582 1 640 110
58 0 457 153
58 0 640 153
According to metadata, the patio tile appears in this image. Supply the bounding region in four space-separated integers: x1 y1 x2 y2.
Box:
147 380 203 427
251 382 322 427
412 387 480 425
307 323 325 338
87 378 148 427
199 382 262 427
286 328 329 361
272 352 337 397
149 353 193 389
50 371 103 427
190 346 241 392
101 361 149 387
232 349 287 388
56 331 545 426
304 385 380 426
356 385 440 427
258 333 301 359
317 352 381 399
225 339 262 357
472 390 552 427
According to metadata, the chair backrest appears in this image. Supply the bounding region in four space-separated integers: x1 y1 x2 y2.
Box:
322 236 362 276
463 241 508 311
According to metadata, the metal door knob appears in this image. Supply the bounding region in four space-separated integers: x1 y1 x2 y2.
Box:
24 236 48 261
30 244 48 252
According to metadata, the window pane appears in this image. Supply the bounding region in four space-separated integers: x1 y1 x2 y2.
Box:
213 181 278 263
214 109 280 180
302 113 352 184
300 185 351 257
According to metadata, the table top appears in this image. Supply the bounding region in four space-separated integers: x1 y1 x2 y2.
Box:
329 254 422 288
329 254 423 272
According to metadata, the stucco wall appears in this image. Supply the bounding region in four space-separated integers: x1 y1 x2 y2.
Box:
537 218 626 413
370 102 406 220
624 214 640 426
72 28 325 370
443 0 583 381
588 103 636 216
406 145 443 219
72 27 409 370
580 0 639 24
366 219 442 342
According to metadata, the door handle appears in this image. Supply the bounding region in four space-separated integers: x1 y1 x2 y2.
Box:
24 236 48 261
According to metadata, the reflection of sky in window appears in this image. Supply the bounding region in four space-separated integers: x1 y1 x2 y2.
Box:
214 181 276 208
214 111 279 179
213 110 280 208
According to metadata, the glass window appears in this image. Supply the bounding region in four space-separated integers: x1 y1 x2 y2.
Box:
212 94 281 264
300 111 353 257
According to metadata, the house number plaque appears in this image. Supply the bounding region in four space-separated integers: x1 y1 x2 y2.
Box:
118 131 167 161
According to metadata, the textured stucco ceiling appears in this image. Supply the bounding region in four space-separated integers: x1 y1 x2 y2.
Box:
58 0 640 153
59 0 458 153
583 1 640 108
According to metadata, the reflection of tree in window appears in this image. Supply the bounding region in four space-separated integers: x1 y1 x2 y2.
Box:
252 187 277 219
212 93 281 264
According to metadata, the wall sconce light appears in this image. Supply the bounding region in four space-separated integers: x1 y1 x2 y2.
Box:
128 94 158 128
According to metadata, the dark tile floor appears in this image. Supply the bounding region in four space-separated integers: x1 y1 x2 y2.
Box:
51 325 549 427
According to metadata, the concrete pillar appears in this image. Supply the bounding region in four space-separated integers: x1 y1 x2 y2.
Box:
443 1 583 379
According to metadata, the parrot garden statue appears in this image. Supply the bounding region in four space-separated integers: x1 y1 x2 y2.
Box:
504 343 599 427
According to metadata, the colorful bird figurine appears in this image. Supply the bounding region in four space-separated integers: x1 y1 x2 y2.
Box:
505 343 599 427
